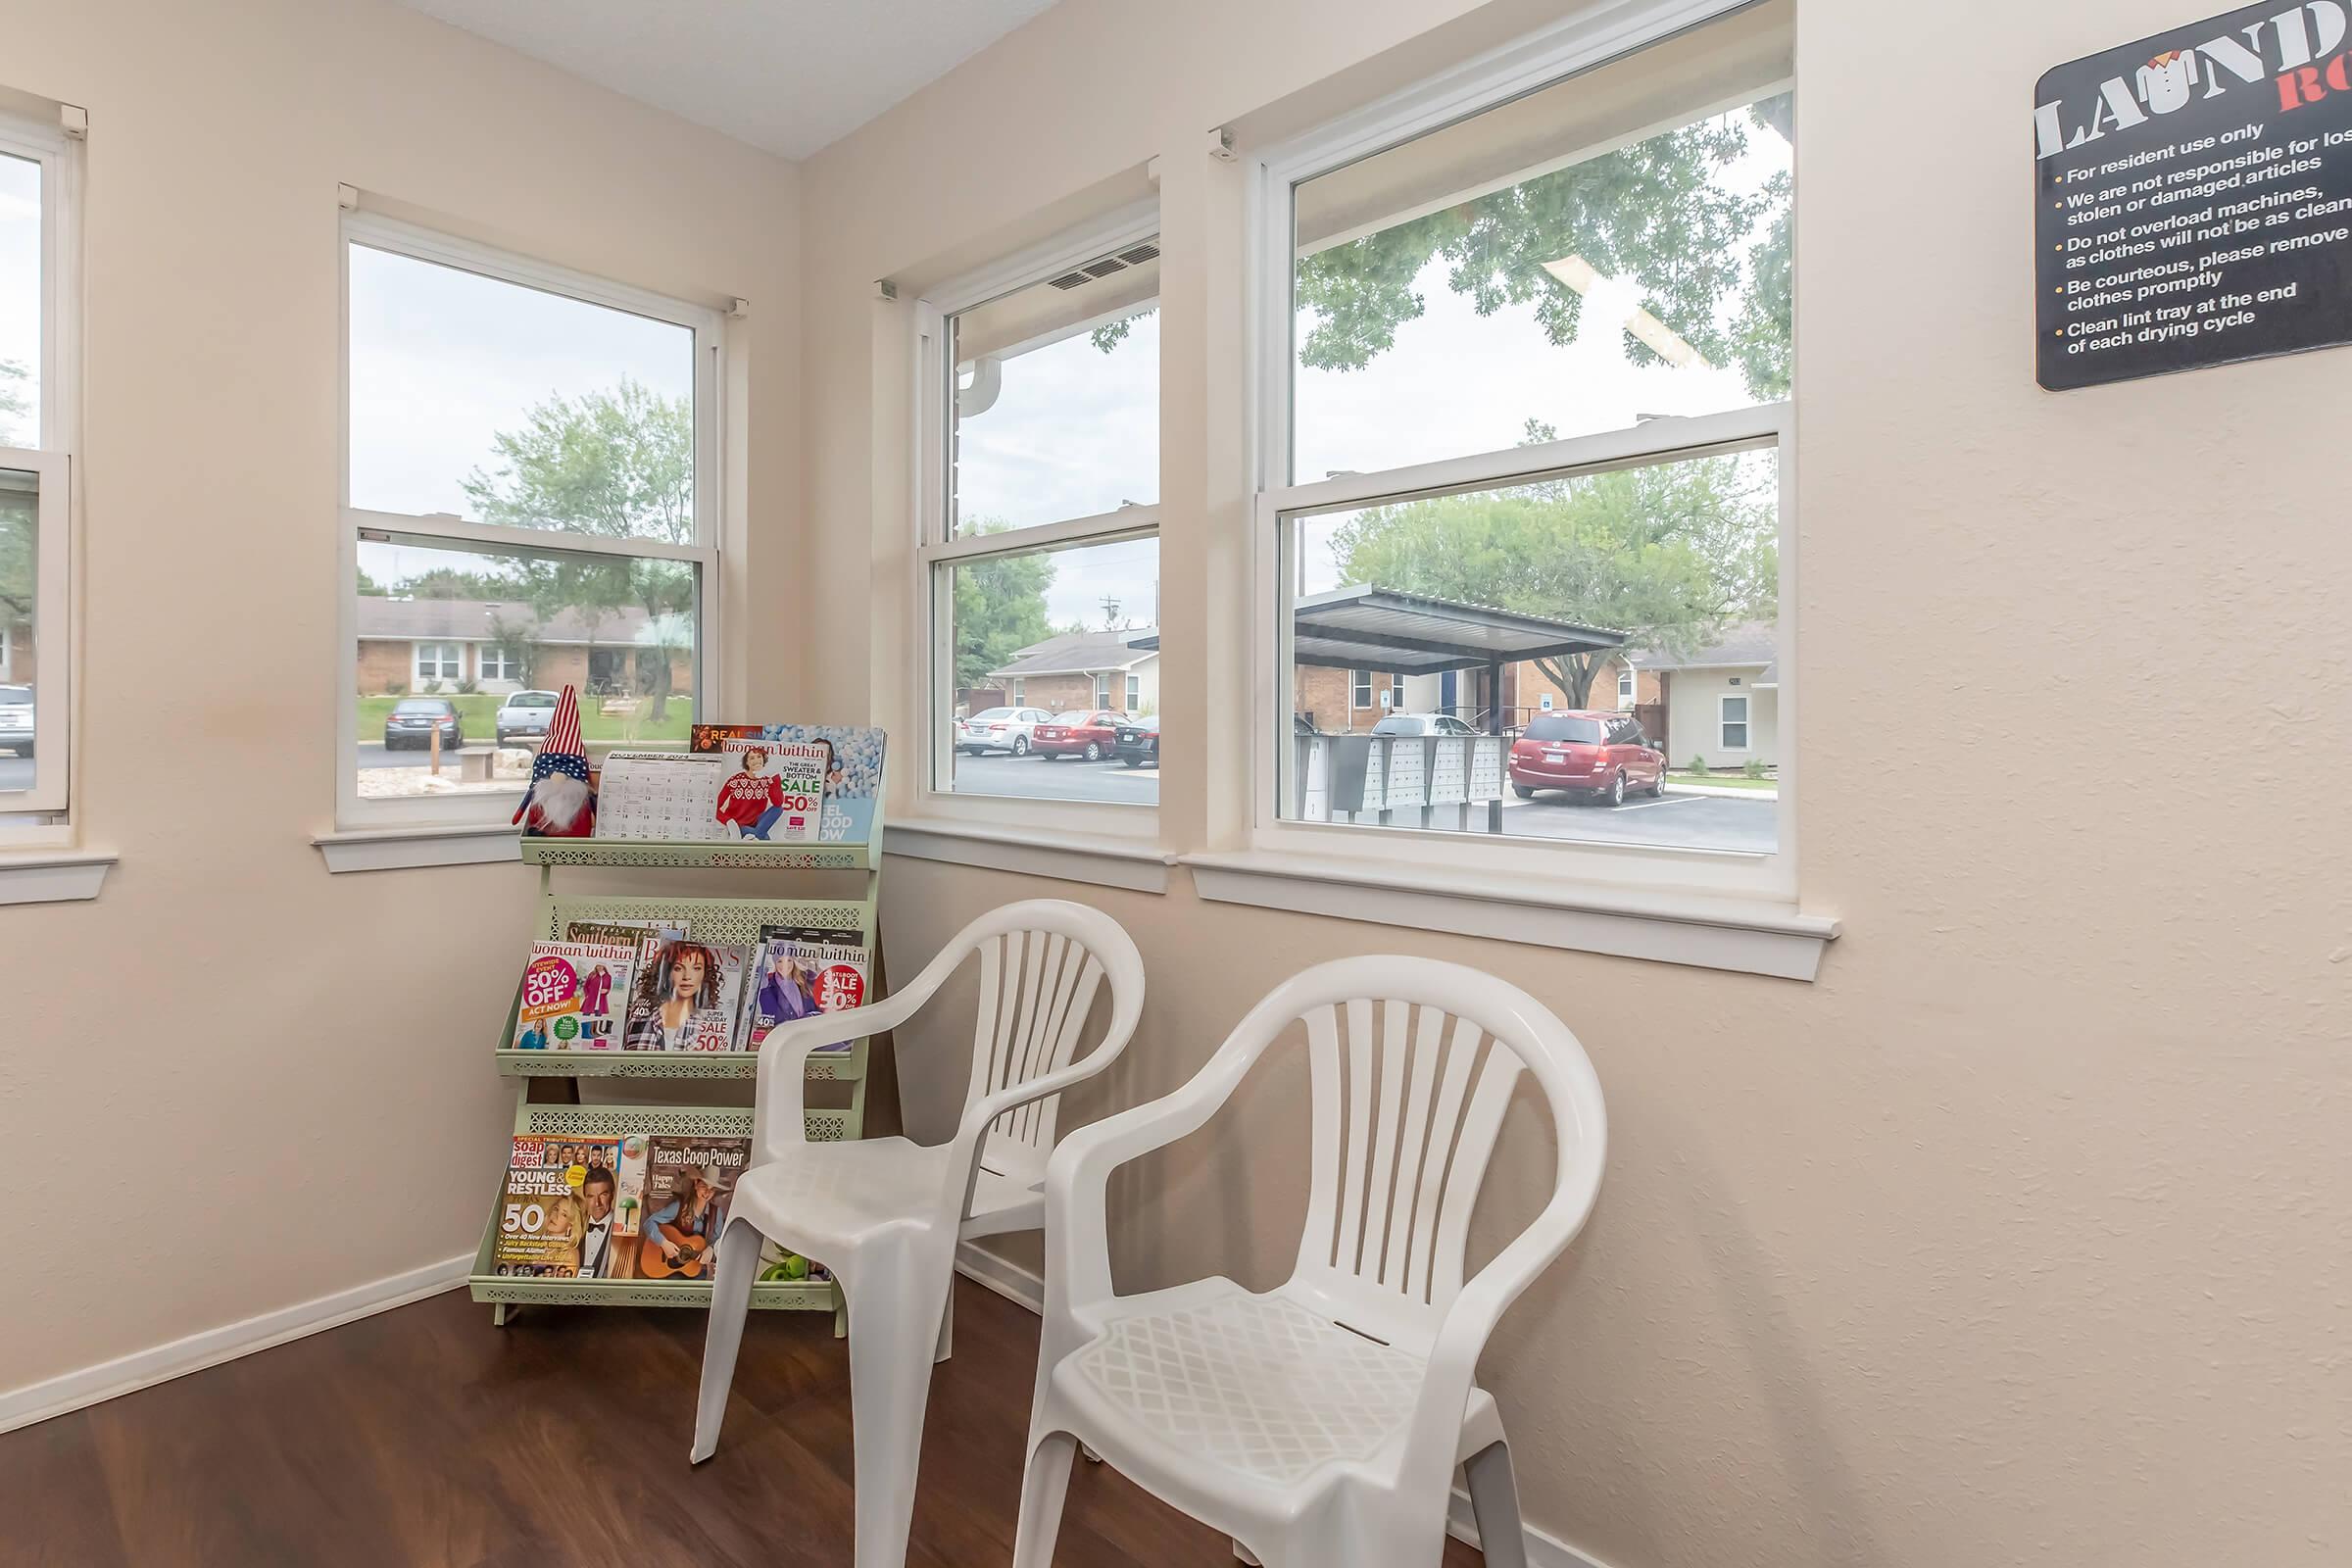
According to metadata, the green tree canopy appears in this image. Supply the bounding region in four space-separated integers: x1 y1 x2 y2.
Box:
462 378 696 719
1329 448 1775 707
953 523 1056 690
1295 96 1792 402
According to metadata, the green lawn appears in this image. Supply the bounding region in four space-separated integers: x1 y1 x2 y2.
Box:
358 694 694 748
1669 769 1778 792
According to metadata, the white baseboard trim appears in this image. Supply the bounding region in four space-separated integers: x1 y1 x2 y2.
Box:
0 1251 472 1436
953 1240 1615 1568
955 1241 1045 1312
1446 1484 1621 1568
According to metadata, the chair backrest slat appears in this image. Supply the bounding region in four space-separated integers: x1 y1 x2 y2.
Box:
1333 996 1377 1276
979 924 1113 1187
1274 957 1597 1352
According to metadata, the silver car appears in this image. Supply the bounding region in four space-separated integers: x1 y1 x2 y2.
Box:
0 684 30 756
495 689 560 748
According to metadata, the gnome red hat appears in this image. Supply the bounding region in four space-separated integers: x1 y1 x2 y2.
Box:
514 685 596 837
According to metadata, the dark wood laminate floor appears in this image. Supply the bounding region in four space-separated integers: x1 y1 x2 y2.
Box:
11 1277 1486 1567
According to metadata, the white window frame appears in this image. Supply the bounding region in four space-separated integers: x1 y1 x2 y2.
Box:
1094 674 1112 710
1719 693 1750 752
912 199 1161 839
477 644 519 684
1245 0 1797 905
1125 672 1142 710
0 109 78 830
1351 670 1373 710
335 212 723 829
1617 665 1636 709
412 641 464 687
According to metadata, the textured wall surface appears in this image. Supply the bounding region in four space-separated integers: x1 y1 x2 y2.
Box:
0 0 799 1394
794 2 2352 1565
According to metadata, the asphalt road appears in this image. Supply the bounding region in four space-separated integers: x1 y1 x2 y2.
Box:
951 750 1163 804
948 751 1777 852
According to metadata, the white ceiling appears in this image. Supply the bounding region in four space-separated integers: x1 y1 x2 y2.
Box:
400 0 1061 161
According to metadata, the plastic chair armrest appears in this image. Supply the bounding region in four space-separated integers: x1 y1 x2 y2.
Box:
751 982 930 1159
1042 1047 1253 1320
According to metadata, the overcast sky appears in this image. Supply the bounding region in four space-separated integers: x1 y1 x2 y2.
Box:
0 154 41 448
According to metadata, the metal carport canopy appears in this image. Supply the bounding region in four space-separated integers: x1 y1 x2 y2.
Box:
1133 585 1627 672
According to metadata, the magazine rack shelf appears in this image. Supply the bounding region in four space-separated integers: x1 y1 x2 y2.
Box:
470 811 886 1327
468 1104 846 1323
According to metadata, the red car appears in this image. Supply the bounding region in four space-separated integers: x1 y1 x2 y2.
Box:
1033 710 1122 761
1509 710 1666 807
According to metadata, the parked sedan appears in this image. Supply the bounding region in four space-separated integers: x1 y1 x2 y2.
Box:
1112 713 1159 767
383 697 464 751
0 683 31 756
1507 710 1664 807
495 689 560 748
956 706 1054 757
1034 710 1122 760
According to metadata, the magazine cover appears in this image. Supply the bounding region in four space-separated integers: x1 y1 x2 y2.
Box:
693 723 886 843
564 917 686 947
490 1134 617 1277
711 738 828 842
743 927 868 1051
627 1134 752 1281
512 941 637 1051
623 938 751 1052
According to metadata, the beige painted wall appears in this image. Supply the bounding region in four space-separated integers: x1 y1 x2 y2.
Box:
0 0 798 1394
796 3 2350 1566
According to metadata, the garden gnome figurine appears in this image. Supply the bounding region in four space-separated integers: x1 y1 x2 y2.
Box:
513 684 596 837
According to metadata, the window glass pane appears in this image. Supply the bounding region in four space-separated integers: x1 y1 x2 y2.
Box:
348 243 697 539
0 153 39 447
355 538 697 803
1290 6 1790 480
941 534 1158 805
0 466 39 795
1280 446 1776 853
949 237 1159 534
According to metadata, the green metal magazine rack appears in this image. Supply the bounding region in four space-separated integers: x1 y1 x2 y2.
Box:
467 821 884 1327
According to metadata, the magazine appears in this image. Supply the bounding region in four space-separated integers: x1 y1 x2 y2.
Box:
693 723 886 843
490 1134 626 1277
564 917 686 947
742 926 869 1051
628 1134 754 1281
623 938 751 1052
512 941 638 1051
711 738 828 842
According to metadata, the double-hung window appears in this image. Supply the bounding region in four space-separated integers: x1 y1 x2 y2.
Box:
1255 0 1793 896
0 108 78 825
916 205 1160 815
339 215 721 826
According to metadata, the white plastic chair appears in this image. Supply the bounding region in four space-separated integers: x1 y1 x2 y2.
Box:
691 899 1145 1568
1012 956 1606 1568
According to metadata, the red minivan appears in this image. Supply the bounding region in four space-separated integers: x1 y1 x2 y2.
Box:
1509 710 1666 807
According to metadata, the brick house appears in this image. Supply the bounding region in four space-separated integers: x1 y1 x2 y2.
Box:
987 628 1160 715
355 596 693 699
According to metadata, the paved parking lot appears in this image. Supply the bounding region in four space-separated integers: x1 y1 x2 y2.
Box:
950 752 1776 852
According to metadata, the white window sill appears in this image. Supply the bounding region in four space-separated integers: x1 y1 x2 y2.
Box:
1181 851 1838 981
885 817 1174 894
313 823 520 874
0 848 116 906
